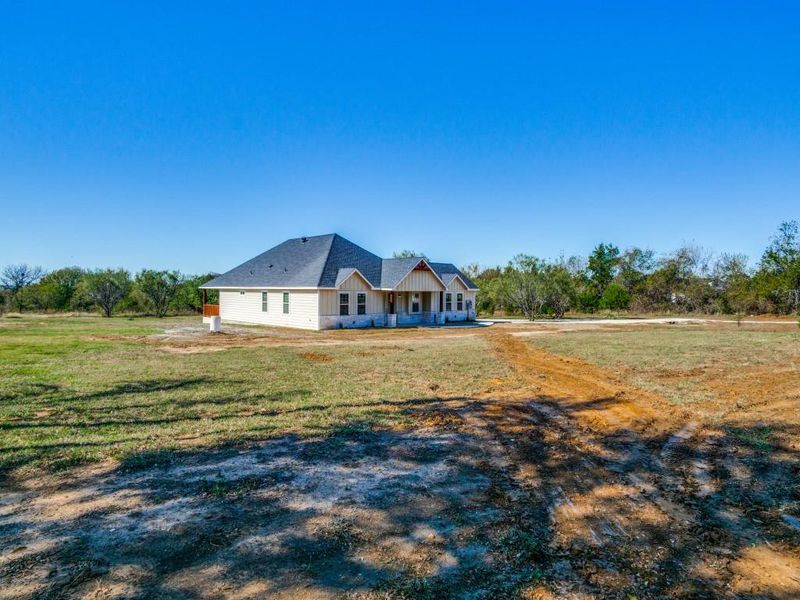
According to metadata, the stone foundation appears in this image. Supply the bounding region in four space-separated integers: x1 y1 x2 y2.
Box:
319 313 386 330
318 310 472 330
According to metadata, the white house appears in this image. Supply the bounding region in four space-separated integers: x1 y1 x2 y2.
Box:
200 234 478 330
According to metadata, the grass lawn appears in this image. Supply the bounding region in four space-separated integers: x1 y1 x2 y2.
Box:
0 315 508 477
528 324 800 416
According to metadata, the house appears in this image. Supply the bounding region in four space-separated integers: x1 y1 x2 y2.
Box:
199 234 478 330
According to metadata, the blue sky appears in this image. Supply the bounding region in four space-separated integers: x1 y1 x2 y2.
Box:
1 2 798 274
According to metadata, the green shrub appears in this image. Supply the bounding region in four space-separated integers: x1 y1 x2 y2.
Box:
599 282 630 310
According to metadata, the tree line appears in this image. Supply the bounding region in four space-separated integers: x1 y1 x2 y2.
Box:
2 220 798 320
0 267 217 317
462 220 800 320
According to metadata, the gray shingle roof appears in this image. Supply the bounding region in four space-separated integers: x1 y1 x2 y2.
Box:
201 235 478 290
429 263 478 289
440 273 459 287
379 257 429 289
319 235 382 287
334 268 362 287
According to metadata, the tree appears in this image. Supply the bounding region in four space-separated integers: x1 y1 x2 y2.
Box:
758 221 800 313
460 263 481 281
599 282 631 310
469 266 503 315
711 254 752 315
80 269 131 317
37 267 84 311
643 245 709 313
540 264 576 318
574 287 600 313
503 255 546 320
617 248 655 294
392 250 427 259
587 243 620 295
173 273 218 313
761 220 799 272
712 254 748 289
135 270 183 317
0 264 44 312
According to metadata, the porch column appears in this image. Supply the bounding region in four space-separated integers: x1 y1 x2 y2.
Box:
387 292 397 328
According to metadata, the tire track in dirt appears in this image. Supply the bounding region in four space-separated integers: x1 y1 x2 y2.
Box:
476 331 800 598
455 394 693 597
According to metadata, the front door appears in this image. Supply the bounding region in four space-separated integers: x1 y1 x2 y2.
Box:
409 292 421 314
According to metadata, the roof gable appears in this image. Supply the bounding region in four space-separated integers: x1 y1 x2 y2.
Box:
441 273 468 290
334 268 374 289
319 235 382 288
384 258 446 290
428 262 479 290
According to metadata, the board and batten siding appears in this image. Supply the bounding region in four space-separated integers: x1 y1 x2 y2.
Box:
445 277 467 293
219 289 319 330
446 278 477 306
319 289 383 315
441 277 477 320
394 269 445 292
319 272 383 315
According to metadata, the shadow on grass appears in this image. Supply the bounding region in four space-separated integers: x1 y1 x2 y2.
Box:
0 377 221 405
0 393 798 599
0 376 441 482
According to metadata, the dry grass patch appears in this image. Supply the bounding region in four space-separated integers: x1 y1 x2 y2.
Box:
298 351 335 362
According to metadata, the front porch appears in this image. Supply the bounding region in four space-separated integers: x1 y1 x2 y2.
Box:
386 290 449 327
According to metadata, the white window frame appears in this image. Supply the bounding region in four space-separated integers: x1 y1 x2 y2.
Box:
357 292 366 315
339 292 350 316
457 292 464 311
445 292 452 311
410 292 421 314
282 291 290 314
261 291 268 312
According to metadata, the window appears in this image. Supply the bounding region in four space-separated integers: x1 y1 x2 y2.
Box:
357 293 366 315
457 293 464 311
282 292 290 314
261 292 268 312
410 292 420 314
445 293 452 311
339 292 349 316
240 291 246 295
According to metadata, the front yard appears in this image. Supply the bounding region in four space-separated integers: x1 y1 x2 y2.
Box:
0 316 506 477
1 316 798 599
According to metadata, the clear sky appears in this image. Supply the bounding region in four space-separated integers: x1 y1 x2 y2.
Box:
1 2 798 274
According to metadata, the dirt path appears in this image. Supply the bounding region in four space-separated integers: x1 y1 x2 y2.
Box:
478 332 800 599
